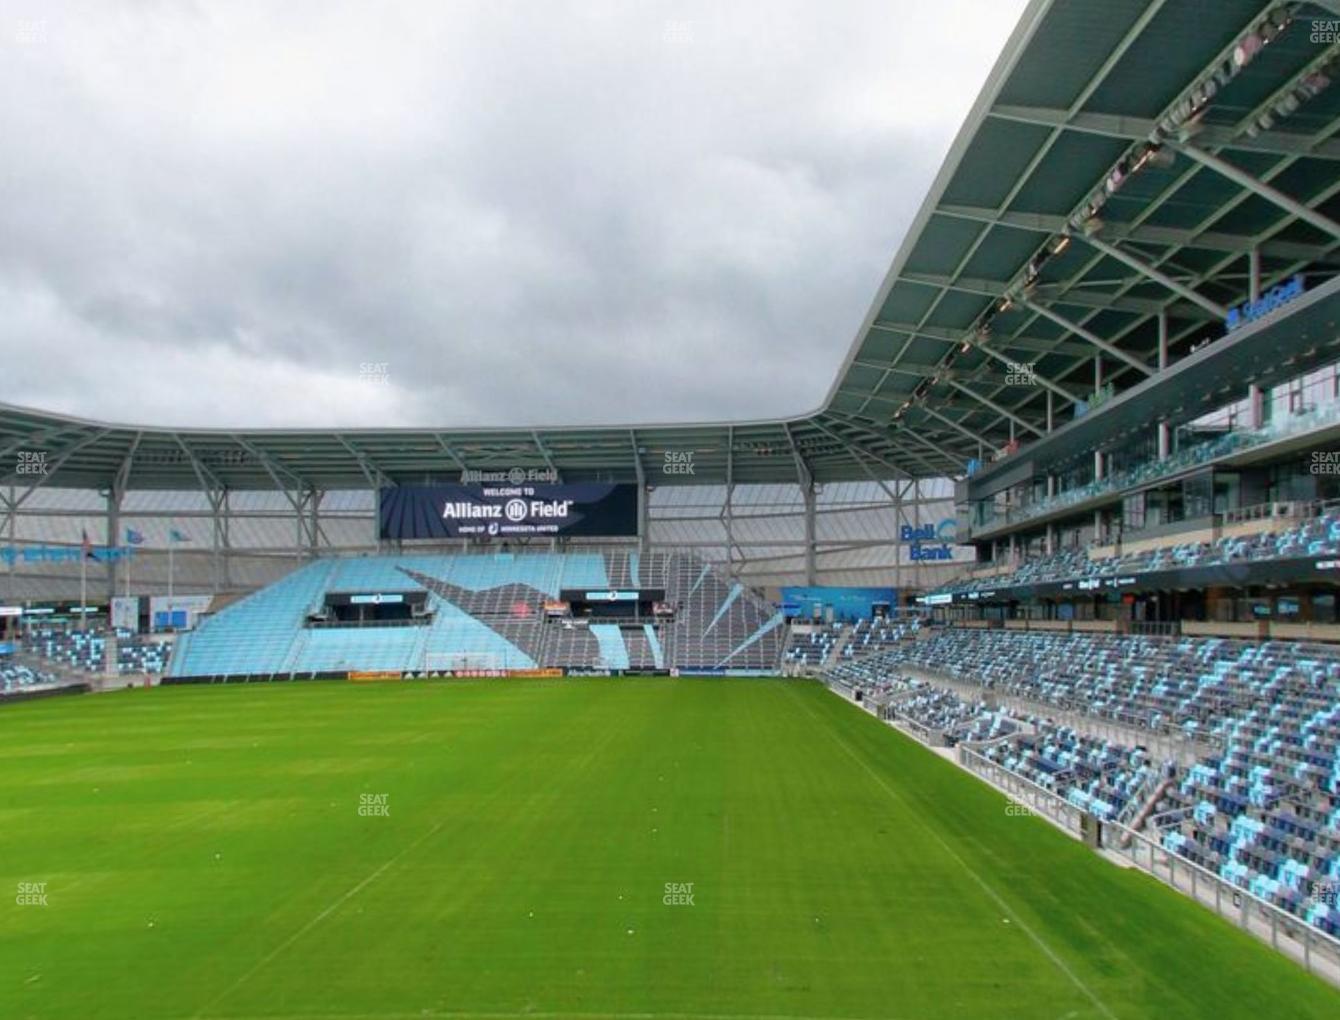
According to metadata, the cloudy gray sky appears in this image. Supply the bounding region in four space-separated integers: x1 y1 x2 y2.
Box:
0 0 1027 428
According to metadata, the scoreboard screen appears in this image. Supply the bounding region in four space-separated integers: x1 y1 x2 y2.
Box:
379 483 638 540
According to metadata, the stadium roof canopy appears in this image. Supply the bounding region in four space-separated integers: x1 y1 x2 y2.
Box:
5 0 1340 492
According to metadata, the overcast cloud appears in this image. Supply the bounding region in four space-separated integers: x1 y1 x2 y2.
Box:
0 1 1027 428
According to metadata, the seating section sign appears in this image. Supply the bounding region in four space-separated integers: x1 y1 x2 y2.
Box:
379 483 638 540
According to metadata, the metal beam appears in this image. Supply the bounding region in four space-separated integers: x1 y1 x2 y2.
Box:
433 435 470 475
1076 233 1228 318
870 319 1095 360
530 430 562 481
172 435 226 494
914 404 992 448
934 203 1328 262
1019 297 1154 376
902 271 1210 317
963 338 1083 404
945 379 1046 437
1173 143 1340 242
2 429 112 498
229 435 310 497
824 412 963 474
808 417 927 480
989 103 1340 161
781 423 812 487
334 435 388 489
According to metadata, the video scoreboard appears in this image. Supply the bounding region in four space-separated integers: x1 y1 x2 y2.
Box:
379 483 638 540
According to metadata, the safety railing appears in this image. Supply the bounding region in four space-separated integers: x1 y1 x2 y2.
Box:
954 742 1340 986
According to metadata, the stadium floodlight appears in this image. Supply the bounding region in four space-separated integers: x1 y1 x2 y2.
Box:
1174 113 1206 143
1146 146 1176 169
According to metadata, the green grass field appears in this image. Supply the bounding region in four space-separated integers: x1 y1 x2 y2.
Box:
2 677 1337 1020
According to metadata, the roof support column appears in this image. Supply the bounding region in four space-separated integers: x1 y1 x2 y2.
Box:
892 481 903 597
1158 312 1168 371
803 482 816 587
308 488 322 558
293 489 304 562
105 440 139 603
3 487 14 594
632 435 648 557
211 490 230 593
722 426 737 578
1173 143 1340 242
105 488 121 603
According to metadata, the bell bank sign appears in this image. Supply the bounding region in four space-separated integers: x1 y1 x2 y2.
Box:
901 520 957 562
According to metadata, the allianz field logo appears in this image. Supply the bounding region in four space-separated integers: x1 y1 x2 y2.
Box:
358 792 390 818
662 881 695 906
460 467 558 484
16 881 47 906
